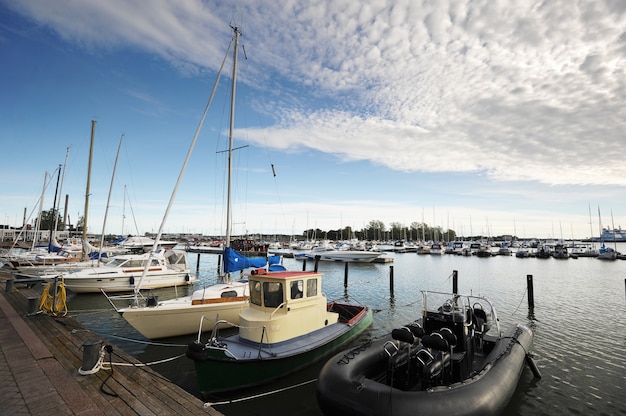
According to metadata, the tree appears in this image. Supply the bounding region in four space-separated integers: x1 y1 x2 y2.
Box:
35 209 64 231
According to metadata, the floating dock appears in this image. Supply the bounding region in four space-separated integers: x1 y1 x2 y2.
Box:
0 272 222 416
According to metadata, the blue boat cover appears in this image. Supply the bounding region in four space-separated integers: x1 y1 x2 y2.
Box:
224 247 268 273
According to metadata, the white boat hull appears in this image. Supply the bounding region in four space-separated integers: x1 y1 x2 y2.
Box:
60 270 194 293
121 297 247 339
302 251 382 263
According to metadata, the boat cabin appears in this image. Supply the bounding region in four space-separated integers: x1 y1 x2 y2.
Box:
239 270 337 344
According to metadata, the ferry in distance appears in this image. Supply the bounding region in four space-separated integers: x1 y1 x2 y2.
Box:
592 227 626 242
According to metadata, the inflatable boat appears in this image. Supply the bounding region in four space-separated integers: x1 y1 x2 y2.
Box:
316 290 540 416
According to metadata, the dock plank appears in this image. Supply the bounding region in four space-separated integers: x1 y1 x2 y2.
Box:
0 276 222 416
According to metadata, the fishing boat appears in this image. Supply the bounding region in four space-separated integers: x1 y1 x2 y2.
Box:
58 249 194 293
186 265 372 395
316 289 540 416
110 248 282 339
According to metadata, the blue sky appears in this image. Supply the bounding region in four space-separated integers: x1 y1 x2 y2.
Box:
1 1 625 240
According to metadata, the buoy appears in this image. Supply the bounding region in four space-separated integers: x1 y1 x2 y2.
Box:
525 354 541 379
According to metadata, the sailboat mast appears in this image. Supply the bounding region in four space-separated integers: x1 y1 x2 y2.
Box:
225 26 240 249
82 120 95 259
53 146 71 240
99 134 124 259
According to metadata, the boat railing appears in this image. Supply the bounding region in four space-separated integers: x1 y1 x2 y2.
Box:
421 290 501 337
270 302 286 318
101 289 149 312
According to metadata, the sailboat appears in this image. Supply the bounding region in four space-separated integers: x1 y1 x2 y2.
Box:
184 26 372 396
596 207 618 260
107 25 281 338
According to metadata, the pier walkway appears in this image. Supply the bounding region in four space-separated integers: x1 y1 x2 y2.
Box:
0 274 222 416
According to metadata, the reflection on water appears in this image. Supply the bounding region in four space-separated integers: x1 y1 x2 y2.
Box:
63 247 626 416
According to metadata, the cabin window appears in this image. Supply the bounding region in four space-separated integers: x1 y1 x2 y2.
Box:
263 282 284 308
290 280 304 299
250 280 262 305
221 290 238 298
151 259 160 266
306 278 317 297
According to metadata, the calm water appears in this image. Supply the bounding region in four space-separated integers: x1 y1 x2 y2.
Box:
61 245 626 416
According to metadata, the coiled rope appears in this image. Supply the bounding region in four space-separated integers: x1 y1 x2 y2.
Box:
39 279 68 317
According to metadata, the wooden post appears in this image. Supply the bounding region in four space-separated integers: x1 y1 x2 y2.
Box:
389 265 394 295
344 263 349 288
196 252 200 275
217 254 222 275
527 274 535 312
302 259 307 271
452 270 458 294
314 255 320 272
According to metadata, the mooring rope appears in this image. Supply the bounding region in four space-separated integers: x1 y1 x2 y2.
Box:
203 378 317 407
39 280 68 317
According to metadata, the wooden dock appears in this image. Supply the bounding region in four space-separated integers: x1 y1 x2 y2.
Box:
0 273 222 416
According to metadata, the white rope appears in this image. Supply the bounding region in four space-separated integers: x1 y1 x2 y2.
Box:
78 346 186 374
102 353 186 368
204 378 317 407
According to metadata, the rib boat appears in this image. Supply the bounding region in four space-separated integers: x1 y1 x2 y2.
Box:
316 290 540 416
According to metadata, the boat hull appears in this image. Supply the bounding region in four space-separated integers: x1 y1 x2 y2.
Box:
121 298 247 339
187 306 373 396
301 251 382 263
316 323 534 416
60 270 194 293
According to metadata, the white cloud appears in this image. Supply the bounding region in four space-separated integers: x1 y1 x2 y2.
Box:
6 0 626 191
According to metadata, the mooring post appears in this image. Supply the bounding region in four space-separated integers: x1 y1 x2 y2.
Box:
196 252 200 275
314 255 320 272
452 270 458 294
389 265 394 295
52 276 59 313
527 274 535 312
217 254 222 274
344 262 349 288
302 259 307 271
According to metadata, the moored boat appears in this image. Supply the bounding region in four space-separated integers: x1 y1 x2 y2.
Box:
58 249 194 293
316 289 539 416
186 267 372 395
108 248 283 339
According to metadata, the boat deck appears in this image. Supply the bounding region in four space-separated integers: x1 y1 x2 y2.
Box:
0 272 222 416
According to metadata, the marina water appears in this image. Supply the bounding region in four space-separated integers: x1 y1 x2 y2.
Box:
62 245 626 416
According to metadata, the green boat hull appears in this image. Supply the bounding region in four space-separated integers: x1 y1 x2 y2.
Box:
188 307 373 396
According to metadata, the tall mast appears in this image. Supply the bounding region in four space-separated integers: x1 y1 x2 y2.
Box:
82 120 95 259
226 25 240 249
98 134 124 259
53 146 71 240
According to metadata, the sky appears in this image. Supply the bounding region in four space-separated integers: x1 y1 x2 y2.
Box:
1 0 625 241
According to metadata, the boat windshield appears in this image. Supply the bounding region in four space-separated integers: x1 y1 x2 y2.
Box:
421 291 498 329
105 258 129 267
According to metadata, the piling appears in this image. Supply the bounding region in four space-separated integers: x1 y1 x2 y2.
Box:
302 259 307 271
344 263 349 288
389 265 394 295
196 252 201 275
27 297 38 314
527 274 535 312
452 270 458 294
314 255 320 272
